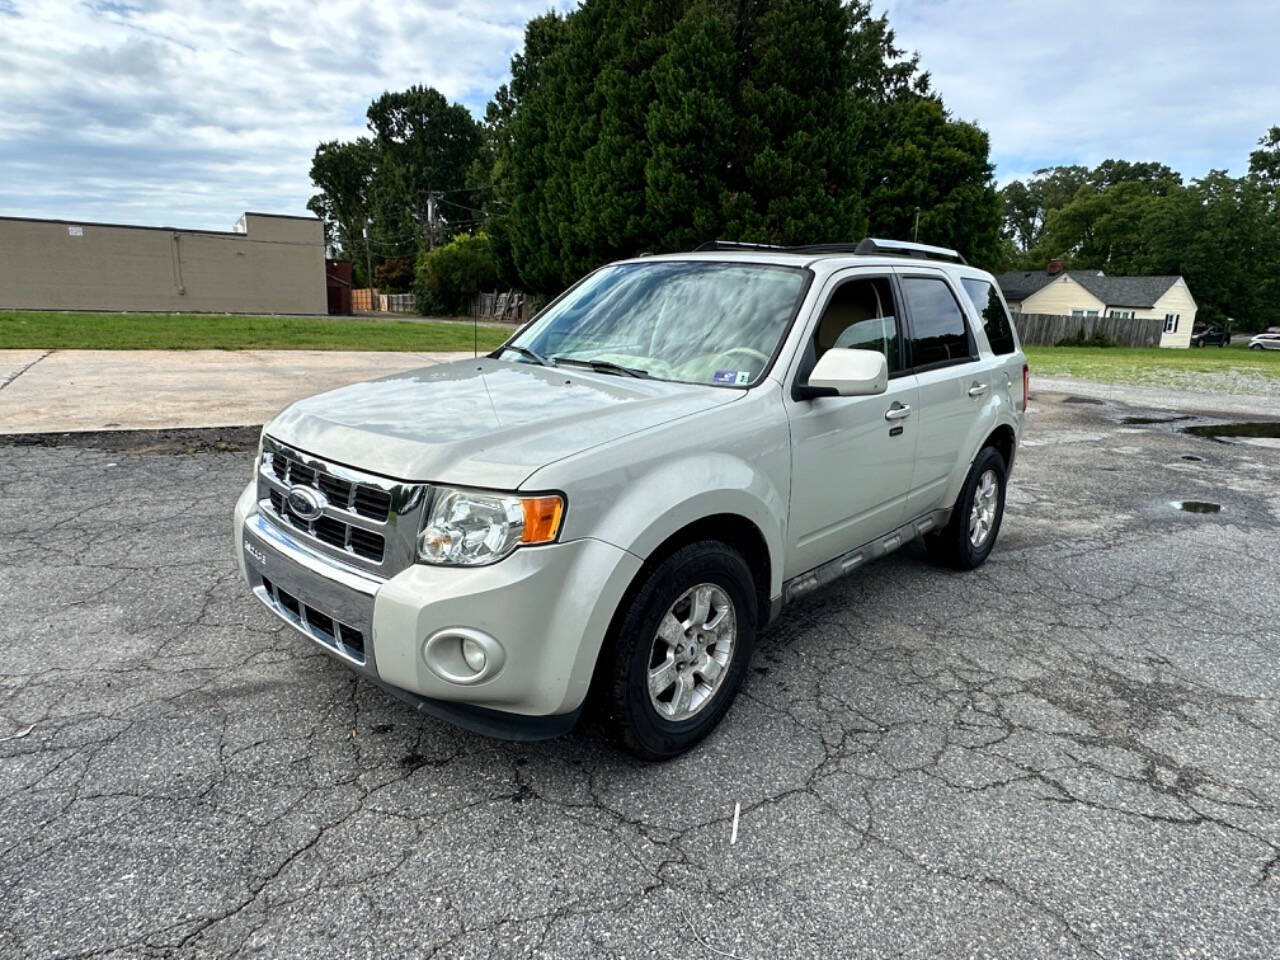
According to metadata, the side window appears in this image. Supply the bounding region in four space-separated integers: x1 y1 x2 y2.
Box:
812 276 903 372
960 277 1017 356
901 276 976 368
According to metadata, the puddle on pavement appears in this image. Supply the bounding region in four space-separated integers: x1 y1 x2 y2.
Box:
1171 500 1222 514
1182 421 1280 442
1120 415 1191 425
1063 396 1105 405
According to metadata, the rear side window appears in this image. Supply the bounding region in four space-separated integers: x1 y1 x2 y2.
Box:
901 276 975 368
961 278 1017 355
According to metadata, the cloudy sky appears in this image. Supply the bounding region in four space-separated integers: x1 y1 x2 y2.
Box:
1 0 1276 230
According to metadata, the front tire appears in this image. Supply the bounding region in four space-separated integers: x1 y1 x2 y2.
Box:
926 447 1008 571
605 541 757 760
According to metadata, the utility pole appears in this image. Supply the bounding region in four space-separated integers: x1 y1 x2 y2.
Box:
362 221 374 297
912 207 921 243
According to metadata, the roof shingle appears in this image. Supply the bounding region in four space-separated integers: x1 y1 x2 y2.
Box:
995 270 1182 309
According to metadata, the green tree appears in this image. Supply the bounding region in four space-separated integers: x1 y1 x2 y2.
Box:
492 0 1002 293
1036 180 1165 271
366 86 482 248
999 165 1088 253
307 138 376 285
863 96 1001 265
1249 125 1280 183
414 232 499 315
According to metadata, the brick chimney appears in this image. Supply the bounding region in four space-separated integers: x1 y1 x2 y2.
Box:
1047 258 1065 275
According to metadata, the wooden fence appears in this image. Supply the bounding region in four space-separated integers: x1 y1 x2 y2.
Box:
470 290 530 323
1013 312 1164 348
351 289 414 314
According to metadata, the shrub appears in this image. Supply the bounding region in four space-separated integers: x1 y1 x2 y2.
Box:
414 233 498 315
373 256 415 293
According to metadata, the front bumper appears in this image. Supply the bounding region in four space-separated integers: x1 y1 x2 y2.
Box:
233 482 642 737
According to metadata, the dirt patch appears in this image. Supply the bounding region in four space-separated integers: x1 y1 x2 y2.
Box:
0 425 262 455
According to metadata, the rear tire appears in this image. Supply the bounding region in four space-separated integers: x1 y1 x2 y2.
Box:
605 541 757 760
925 447 1008 571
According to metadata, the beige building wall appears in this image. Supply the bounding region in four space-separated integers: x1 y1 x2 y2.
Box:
1137 279 1197 348
0 212 327 314
1019 275 1106 315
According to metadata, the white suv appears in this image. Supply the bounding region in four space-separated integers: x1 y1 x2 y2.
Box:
233 238 1027 758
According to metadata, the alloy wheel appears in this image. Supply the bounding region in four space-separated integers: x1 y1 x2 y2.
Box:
968 469 1000 548
647 583 736 721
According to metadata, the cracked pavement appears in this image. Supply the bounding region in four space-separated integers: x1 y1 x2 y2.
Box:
1 396 1278 959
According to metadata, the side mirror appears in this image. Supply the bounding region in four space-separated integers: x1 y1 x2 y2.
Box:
796 348 888 399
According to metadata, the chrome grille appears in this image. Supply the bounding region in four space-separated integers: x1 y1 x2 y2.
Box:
259 574 367 663
257 436 426 576
269 452 392 522
267 489 385 562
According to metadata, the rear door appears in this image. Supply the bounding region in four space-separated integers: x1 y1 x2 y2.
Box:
784 269 919 575
895 269 998 518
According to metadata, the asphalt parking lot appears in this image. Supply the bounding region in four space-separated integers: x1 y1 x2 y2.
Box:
2 394 1278 959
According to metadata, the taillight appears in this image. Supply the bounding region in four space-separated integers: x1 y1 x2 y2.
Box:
1022 363 1029 409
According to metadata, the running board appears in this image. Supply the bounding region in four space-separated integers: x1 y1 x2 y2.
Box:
782 508 951 604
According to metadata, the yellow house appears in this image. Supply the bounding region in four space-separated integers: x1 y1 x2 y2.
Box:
996 265 1197 348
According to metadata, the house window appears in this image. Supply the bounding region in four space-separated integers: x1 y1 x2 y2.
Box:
1070 309 1100 318
1108 309 1135 319
1164 313 1180 333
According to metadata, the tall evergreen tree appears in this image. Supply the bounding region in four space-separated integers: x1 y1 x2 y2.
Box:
491 0 1002 293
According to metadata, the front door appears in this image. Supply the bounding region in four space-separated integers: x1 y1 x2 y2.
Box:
784 271 920 577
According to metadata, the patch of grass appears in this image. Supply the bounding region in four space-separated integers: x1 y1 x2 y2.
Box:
0 310 512 352
1024 344 1280 385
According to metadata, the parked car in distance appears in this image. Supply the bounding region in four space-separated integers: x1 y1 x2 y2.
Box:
1249 333 1280 351
232 237 1027 758
1189 324 1230 347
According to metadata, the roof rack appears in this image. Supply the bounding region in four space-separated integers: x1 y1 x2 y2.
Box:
693 240 789 252
850 237 966 264
693 237 966 265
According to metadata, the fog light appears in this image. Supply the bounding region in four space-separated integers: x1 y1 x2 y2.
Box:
461 636 487 672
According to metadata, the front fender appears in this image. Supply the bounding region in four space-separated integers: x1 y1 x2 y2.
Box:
565 452 787 601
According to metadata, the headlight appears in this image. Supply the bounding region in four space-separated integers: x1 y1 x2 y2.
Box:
254 428 267 481
416 488 565 566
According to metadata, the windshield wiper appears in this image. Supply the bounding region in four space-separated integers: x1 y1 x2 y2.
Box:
498 344 552 367
552 356 652 379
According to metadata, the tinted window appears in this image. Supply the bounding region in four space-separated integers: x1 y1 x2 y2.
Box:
901 277 975 367
960 278 1017 355
813 276 903 372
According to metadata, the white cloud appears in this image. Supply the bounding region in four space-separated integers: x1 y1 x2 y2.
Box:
2 0 1275 229
878 0 1280 182
0 0 570 228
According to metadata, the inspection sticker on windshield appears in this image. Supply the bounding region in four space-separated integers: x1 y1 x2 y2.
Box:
714 370 751 385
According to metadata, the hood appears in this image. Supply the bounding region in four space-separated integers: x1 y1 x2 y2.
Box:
266 357 740 488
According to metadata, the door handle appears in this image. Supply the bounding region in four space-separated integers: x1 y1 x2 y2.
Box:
967 382 989 397
884 403 912 421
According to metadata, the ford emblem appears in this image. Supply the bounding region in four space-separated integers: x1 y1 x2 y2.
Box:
286 485 327 521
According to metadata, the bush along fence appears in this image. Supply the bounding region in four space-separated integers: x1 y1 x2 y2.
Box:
470 290 530 323
352 289 415 314
1013 312 1165 347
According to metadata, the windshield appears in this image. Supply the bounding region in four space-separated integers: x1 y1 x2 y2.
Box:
501 261 809 387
